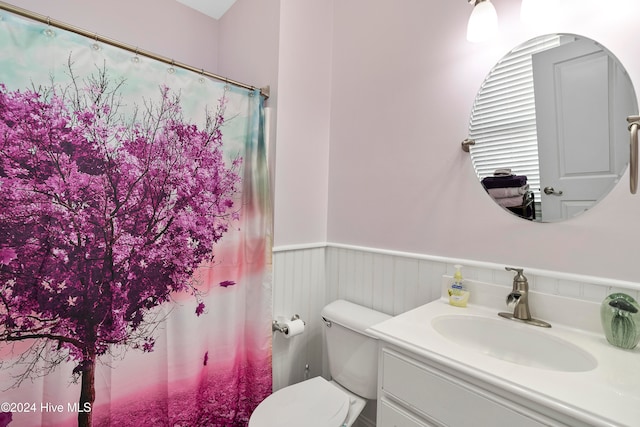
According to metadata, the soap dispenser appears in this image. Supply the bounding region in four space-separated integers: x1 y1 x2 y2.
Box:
448 264 470 307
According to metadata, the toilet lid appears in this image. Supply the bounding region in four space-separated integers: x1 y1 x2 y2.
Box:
249 376 350 427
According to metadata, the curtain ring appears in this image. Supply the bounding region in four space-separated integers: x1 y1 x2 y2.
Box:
44 17 54 37
132 47 140 63
91 33 101 51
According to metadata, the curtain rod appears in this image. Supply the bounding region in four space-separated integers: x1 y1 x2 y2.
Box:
0 1 270 99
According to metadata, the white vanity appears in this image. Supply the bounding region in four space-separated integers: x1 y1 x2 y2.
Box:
368 277 640 427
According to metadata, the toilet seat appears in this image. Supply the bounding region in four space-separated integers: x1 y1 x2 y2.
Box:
249 376 351 427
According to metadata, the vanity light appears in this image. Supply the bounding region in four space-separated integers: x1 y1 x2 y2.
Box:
466 0 498 43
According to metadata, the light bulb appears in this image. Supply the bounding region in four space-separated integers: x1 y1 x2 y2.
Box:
467 0 498 43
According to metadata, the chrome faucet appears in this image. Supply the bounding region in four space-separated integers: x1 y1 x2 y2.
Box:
498 267 551 328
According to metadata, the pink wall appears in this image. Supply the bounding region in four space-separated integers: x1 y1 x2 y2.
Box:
271 1 334 246
4 0 220 71
325 0 640 282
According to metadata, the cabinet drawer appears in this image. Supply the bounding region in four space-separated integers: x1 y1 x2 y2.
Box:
381 349 546 427
379 398 435 427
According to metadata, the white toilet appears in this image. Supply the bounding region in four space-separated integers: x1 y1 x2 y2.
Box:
249 299 391 427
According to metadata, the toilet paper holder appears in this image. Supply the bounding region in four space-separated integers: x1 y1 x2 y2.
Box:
272 314 305 334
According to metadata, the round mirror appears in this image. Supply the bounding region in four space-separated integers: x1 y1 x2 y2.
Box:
468 34 638 222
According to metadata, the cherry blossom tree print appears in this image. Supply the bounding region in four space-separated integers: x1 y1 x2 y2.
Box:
0 66 241 427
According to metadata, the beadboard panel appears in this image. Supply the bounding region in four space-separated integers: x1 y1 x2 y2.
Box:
272 246 450 427
324 244 640 304
325 246 446 316
271 246 451 388
272 246 327 391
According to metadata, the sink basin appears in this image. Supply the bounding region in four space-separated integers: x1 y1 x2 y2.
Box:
431 315 597 372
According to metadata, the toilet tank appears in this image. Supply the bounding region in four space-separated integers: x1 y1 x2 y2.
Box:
321 300 391 400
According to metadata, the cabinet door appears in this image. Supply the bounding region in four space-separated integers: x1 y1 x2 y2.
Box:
381 349 550 427
379 398 438 427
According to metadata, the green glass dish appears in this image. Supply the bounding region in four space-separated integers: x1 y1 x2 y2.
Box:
600 293 640 350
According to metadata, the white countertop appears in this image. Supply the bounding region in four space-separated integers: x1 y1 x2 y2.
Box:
369 280 640 427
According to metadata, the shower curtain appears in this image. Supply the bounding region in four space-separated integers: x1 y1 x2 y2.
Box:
0 11 272 427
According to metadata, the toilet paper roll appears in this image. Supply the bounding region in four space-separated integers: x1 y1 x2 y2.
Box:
283 318 305 338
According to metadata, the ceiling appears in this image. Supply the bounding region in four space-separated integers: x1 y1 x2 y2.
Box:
176 0 237 20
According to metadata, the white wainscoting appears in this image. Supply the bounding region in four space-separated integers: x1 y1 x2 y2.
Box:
271 244 455 389
271 243 640 426
272 244 327 392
